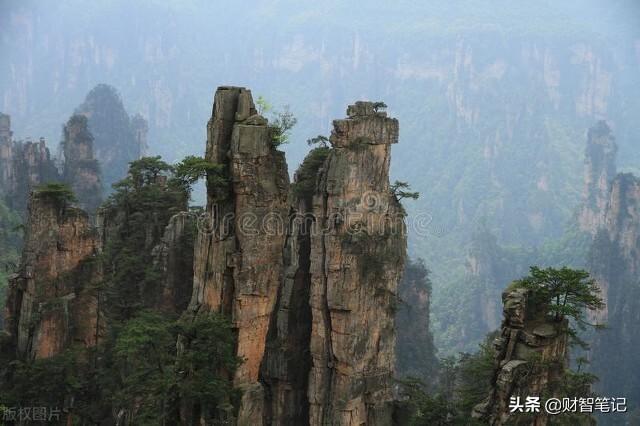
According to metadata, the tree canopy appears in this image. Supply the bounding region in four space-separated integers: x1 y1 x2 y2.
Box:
269 106 297 147
513 266 605 347
391 180 420 201
307 134 329 148
172 155 227 198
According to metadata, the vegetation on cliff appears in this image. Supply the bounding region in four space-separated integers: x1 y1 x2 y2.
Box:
34 182 77 208
291 146 330 198
0 200 21 329
396 258 438 387
102 156 188 320
0 310 238 425
397 334 494 425
404 266 603 424
0 157 239 424
512 266 605 347
256 96 298 148
172 155 227 200
111 310 239 424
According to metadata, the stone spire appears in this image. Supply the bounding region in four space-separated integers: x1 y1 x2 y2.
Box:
62 114 103 213
307 101 406 425
578 120 617 235
4 191 103 360
0 112 59 213
187 86 290 423
473 287 568 426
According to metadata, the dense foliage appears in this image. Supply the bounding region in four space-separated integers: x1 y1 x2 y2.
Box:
398 333 495 425
34 182 77 208
111 311 239 425
173 155 227 200
513 266 605 348
102 156 188 320
291 146 331 199
0 312 238 425
0 157 240 424
434 223 593 354
2 3 640 424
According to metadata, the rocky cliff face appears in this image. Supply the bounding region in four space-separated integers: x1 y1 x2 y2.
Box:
98 169 189 320
395 259 437 386
3 191 103 360
62 114 103 213
185 90 407 425
578 120 617 235
260 147 325 425
0 113 11 144
0 113 59 213
589 173 640 414
187 87 290 423
131 113 149 158
2 86 410 425
150 211 195 314
307 102 406 426
474 287 568 426
1 111 105 216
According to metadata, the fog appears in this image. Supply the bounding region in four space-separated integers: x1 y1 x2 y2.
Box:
2 1 640 422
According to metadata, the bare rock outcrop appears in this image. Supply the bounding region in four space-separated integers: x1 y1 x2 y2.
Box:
589 173 640 411
0 113 60 213
3 191 103 360
307 101 406 426
473 287 568 426
151 211 195 314
395 259 437 386
261 146 329 424
578 120 617 235
187 87 290 423
131 113 149 158
183 92 407 426
62 114 103 213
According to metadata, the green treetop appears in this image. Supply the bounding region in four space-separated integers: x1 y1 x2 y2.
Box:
513 266 605 346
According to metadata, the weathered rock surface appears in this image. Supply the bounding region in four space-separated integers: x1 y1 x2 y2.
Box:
578 120 617 235
395 259 437 386
4 191 103 360
0 113 60 213
62 114 103 213
151 211 195 314
307 101 406 426
589 173 640 411
185 93 407 426
131 113 149 158
3 89 413 425
187 87 290 423
473 287 568 426
261 147 326 424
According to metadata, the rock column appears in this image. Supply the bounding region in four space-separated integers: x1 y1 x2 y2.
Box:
188 87 290 424
307 102 406 426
